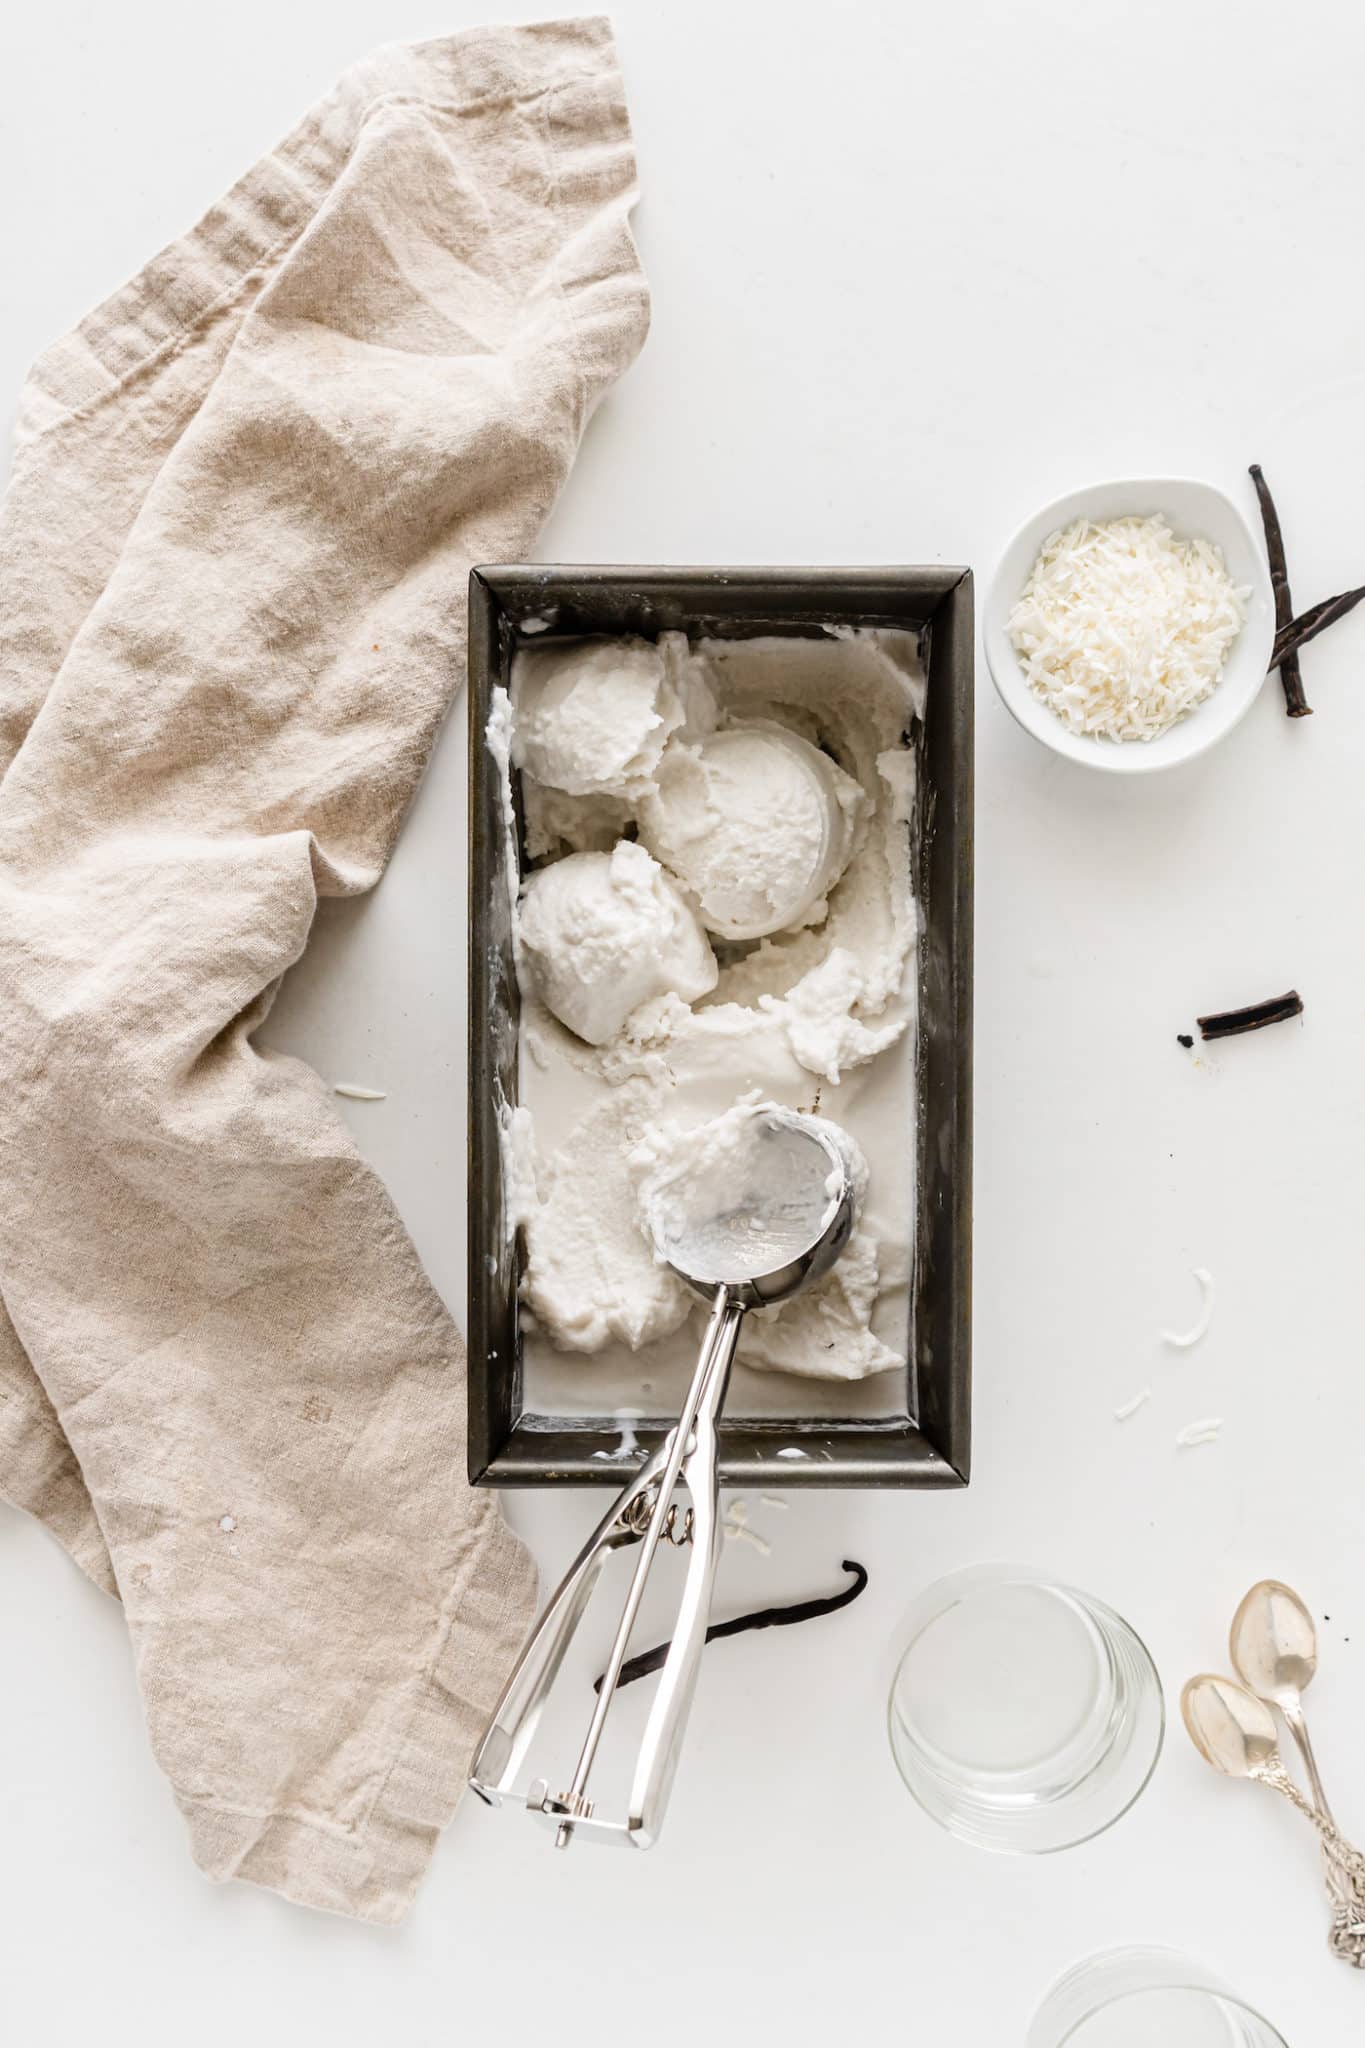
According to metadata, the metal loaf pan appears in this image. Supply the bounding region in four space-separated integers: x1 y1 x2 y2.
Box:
467 566 973 1488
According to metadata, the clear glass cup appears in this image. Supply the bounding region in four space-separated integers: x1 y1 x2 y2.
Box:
1027 1947 1290 2047
887 1563 1164 1853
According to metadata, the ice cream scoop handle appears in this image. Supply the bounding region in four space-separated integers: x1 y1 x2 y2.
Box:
621 1298 742 1846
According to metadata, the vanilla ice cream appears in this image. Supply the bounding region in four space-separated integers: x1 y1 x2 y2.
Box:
637 724 866 940
517 841 717 1046
511 637 713 801
491 626 923 1398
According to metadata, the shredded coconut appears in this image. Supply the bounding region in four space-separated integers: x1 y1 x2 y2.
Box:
1176 1417 1224 1447
1162 1267 1216 1350
723 1502 772 1556
334 1084 386 1101
1008 515 1249 742
1114 1387 1152 1423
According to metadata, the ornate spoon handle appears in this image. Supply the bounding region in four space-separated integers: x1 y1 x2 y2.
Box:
1255 1762 1365 1968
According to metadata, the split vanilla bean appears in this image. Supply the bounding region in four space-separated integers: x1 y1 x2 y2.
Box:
1271 587 1365 671
594 1557 870 1694
1251 463 1310 717
1197 990 1303 1041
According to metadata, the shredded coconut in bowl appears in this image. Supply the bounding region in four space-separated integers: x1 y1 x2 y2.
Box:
1007 514 1250 743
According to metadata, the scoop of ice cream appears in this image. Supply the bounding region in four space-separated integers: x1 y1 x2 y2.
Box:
517 841 718 1045
637 723 867 941
511 636 714 803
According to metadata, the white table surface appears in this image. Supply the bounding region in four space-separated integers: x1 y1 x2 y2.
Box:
5 3 1364 2041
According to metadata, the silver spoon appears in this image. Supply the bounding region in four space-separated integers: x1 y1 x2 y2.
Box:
1231 1579 1333 1820
1183 1674 1365 1965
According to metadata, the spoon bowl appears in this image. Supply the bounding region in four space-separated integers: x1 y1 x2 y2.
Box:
1231 1580 1319 1709
1182 1673 1282 1779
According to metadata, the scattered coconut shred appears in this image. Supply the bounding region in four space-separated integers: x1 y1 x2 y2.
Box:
1161 1266 1216 1350
1008 516 1249 742
1176 1417 1224 1449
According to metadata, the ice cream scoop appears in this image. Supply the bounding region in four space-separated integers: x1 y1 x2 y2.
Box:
638 723 865 941
517 840 717 1045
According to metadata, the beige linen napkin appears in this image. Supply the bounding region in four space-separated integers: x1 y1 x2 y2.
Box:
0 18 648 1922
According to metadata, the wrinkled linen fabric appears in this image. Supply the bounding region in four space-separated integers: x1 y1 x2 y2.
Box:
0 19 649 1922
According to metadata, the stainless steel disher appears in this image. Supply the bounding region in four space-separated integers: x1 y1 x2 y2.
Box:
468 1106 857 1849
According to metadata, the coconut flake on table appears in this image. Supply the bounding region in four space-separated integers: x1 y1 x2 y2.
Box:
722 1499 772 1555
1162 1267 1215 1350
1176 1417 1224 1448
1007 515 1249 743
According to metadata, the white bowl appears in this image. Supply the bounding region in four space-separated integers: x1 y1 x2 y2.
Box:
984 477 1276 774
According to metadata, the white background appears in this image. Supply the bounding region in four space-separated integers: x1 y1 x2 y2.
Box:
4 3 1364 2042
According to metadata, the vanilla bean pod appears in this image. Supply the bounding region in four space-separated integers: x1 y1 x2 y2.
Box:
593 1558 870 1693
1271 587 1365 670
1197 991 1303 1041
1251 463 1310 717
